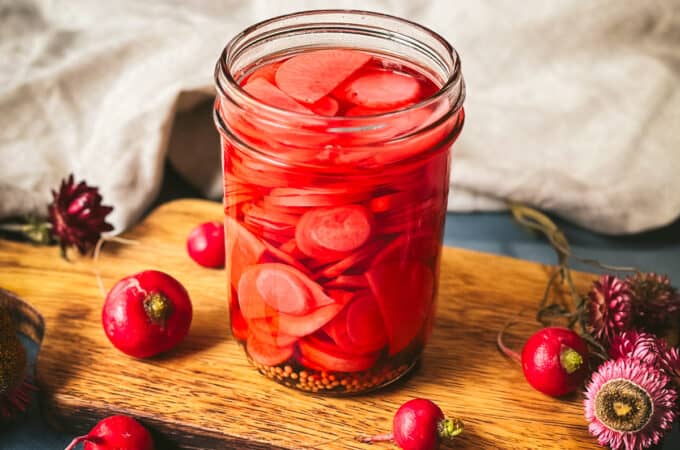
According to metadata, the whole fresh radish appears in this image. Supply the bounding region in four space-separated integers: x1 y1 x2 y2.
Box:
522 327 588 396
64 415 153 450
498 326 588 397
187 221 225 268
102 270 193 358
357 398 463 450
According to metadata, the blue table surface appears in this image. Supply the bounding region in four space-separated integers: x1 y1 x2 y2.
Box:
2 210 679 449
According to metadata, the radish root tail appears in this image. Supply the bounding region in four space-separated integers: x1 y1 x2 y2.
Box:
93 236 140 297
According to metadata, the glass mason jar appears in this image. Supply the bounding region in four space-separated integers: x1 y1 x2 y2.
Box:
214 10 465 395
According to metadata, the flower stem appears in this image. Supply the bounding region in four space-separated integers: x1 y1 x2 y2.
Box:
0 223 29 233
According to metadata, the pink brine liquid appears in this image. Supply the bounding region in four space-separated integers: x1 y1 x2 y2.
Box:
219 48 464 394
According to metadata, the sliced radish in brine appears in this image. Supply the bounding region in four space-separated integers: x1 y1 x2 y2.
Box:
238 263 335 316
313 239 385 279
248 318 299 347
310 96 339 116
275 50 371 104
345 294 388 352
275 302 346 337
298 336 379 372
242 202 299 226
335 69 421 109
254 264 313 315
230 289 249 341
261 240 312 276
242 78 311 113
225 217 267 289
324 275 369 289
297 354 328 372
244 62 282 85
366 260 434 355
369 191 418 213
279 239 302 256
246 334 294 366
296 205 373 259
237 274 273 320
324 293 387 355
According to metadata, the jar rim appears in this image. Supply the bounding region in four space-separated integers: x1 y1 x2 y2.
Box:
214 9 465 122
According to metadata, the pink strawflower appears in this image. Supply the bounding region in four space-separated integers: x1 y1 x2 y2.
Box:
609 331 668 369
587 275 633 344
610 330 680 392
584 358 677 450
47 174 114 254
626 273 680 331
662 346 680 387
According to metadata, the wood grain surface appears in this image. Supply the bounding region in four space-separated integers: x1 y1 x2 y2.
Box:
0 199 600 449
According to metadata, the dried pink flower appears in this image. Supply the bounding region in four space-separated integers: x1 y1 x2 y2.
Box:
587 275 633 344
662 346 680 388
584 358 677 450
47 174 113 254
609 330 668 369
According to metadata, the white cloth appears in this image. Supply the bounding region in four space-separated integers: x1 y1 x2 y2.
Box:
2 0 679 234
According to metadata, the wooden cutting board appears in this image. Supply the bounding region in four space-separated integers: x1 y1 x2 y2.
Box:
0 199 600 449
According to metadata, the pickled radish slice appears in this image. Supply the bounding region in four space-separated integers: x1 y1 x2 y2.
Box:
243 78 311 113
296 205 373 259
261 240 312 275
371 233 439 269
279 239 299 255
366 260 434 355
275 50 371 104
225 217 266 289
255 265 312 315
310 96 339 116
237 277 272 320
324 275 368 289
325 294 387 355
297 354 328 372
336 70 421 109
239 263 335 317
369 191 416 213
275 302 346 337
242 202 299 226
246 334 294 366
230 290 249 341
314 239 385 279
345 294 388 352
248 318 298 347
298 336 379 372
326 289 356 305
245 62 282 84
323 309 354 351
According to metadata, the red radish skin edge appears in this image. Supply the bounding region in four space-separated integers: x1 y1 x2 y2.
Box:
102 271 193 358
64 415 154 450
186 221 225 268
497 325 588 397
356 398 463 450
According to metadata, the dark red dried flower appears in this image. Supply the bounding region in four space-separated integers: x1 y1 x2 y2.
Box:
587 275 633 344
626 273 680 331
47 174 113 254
